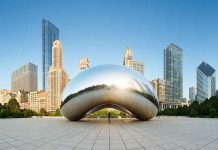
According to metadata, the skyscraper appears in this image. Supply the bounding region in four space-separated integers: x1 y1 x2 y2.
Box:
197 62 216 101
42 19 59 91
11 63 38 92
123 47 144 75
47 40 69 112
189 87 196 101
79 58 90 71
164 43 183 102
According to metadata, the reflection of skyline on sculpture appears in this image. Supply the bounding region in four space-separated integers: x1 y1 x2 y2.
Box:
61 64 158 121
63 64 156 100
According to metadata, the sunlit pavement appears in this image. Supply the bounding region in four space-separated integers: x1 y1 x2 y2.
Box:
0 117 218 150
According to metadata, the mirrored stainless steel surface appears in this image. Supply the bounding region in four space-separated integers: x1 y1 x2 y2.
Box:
61 64 159 121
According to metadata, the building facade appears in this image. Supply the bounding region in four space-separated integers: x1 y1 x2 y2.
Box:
11 63 38 92
197 62 216 101
17 90 29 103
151 78 166 102
189 87 196 101
47 40 69 112
159 101 189 111
0 90 15 105
29 91 47 112
37 92 47 112
79 58 90 71
164 43 183 102
29 91 37 111
42 19 59 91
123 47 144 75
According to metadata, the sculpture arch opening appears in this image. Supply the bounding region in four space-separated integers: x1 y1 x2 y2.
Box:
61 64 159 121
86 104 132 118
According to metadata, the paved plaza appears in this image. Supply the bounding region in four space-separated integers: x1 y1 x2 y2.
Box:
0 117 218 150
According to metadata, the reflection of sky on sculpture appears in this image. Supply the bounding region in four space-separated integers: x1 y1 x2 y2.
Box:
63 64 157 101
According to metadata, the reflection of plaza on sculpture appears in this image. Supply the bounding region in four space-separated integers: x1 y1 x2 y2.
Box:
61 64 158 121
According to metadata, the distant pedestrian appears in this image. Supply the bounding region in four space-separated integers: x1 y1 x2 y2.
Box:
108 112 111 123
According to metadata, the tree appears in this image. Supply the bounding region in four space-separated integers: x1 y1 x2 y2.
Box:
89 109 123 118
110 111 120 118
7 98 22 117
182 105 189 115
159 97 218 118
199 99 210 116
22 109 34 117
189 101 200 111
54 108 62 116
189 109 198 117
0 109 7 118
120 112 127 118
209 108 217 118
39 108 48 116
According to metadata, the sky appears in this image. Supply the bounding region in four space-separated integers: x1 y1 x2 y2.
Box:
1 0 218 98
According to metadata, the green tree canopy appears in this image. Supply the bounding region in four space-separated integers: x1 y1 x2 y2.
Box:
39 108 48 116
7 98 22 117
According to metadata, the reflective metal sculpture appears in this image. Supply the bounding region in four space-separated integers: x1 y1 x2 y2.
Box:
61 64 159 121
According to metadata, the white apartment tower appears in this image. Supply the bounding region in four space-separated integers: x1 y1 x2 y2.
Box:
47 40 69 112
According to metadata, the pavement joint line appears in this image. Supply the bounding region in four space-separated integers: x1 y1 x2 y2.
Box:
31 127 82 149
116 121 128 150
91 123 103 150
198 137 218 150
178 132 218 149
0 137 22 150
73 122 100 150
126 122 166 150
122 124 145 150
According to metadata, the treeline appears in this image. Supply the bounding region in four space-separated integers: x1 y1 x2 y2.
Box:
0 98 61 118
159 96 218 118
89 109 128 118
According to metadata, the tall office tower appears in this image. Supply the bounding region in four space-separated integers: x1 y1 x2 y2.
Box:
42 19 59 91
123 47 144 75
151 78 166 102
11 63 38 92
197 62 216 101
79 58 90 71
189 87 196 101
164 43 183 102
47 40 69 112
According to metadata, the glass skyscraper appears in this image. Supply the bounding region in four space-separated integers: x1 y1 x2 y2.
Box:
42 19 59 91
197 62 216 101
164 43 183 102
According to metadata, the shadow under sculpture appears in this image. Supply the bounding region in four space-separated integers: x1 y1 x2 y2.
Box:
61 64 159 121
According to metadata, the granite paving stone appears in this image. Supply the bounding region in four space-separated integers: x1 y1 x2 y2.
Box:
0 117 218 150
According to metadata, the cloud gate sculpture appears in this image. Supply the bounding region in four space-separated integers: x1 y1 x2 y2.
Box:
61 64 159 121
